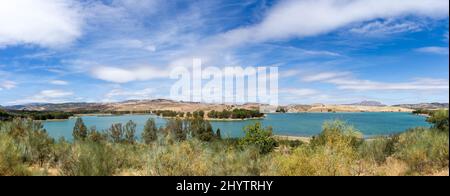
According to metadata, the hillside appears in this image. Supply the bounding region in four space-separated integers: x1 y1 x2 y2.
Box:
284 104 413 113
346 101 386 107
2 99 430 113
393 103 449 110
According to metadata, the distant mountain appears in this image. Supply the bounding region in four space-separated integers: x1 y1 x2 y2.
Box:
393 103 449 110
347 101 386 107
4 102 108 112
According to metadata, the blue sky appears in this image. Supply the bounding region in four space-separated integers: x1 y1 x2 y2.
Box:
0 0 449 106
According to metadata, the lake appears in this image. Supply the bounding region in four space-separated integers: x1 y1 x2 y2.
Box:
43 112 430 140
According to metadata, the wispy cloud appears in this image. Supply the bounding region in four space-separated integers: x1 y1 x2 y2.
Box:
415 46 449 55
303 71 449 91
350 19 424 36
50 80 69 85
10 89 74 104
302 72 352 82
213 0 449 46
91 65 170 83
104 87 155 102
0 81 17 90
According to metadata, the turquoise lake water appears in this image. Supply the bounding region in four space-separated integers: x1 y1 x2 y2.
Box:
43 112 430 140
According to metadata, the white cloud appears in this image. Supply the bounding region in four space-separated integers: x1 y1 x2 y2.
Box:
214 0 449 46
91 66 170 83
50 80 69 85
0 81 17 90
304 71 449 91
415 46 449 55
104 87 154 101
302 72 351 82
350 19 423 35
334 78 449 91
10 89 74 104
0 0 84 48
38 90 73 98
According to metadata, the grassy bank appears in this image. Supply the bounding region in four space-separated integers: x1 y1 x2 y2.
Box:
0 110 448 176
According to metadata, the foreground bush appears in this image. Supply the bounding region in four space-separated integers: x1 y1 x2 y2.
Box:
239 122 276 154
1 118 448 176
358 136 397 164
145 140 262 176
0 133 30 176
60 141 118 176
393 127 449 174
426 110 449 132
269 121 362 176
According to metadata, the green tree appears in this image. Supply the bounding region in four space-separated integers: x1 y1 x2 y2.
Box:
427 110 449 132
124 120 136 144
239 122 276 154
73 118 88 140
108 123 123 143
165 118 186 141
188 117 215 141
142 118 158 144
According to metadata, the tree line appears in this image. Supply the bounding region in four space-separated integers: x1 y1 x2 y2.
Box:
207 109 264 119
0 109 73 121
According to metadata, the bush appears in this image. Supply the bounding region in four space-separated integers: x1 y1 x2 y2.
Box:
358 136 397 164
310 121 363 149
145 140 262 176
73 118 88 140
0 133 30 176
165 118 186 142
187 117 216 142
267 144 359 176
239 122 276 154
393 127 449 174
142 118 158 144
0 118 54 165
108 123 124 143
60 141 118 176
124 120 137 144
427 110 449 132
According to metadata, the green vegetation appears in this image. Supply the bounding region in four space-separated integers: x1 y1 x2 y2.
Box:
72 118 88 140
0 113 448 176
142 118 158 144
239 122 276 154
207 109 264 119
0 110 73 121
153 110 186 118
426 110 449 132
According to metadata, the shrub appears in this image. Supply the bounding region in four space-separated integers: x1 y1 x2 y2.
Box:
87 126 106 143
142 118 158 144
145 140 262 176
267 144 359 176
108 123 124 143
165 118 186 142
60 141 118 176
427 110 449 132
0 133 30 176
239 122 276 154
124 120 137 144
0 118 54 165
187 117 216 142
393 127 449 174
358 136 397 164
310 121 363 149
73 118 88 140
